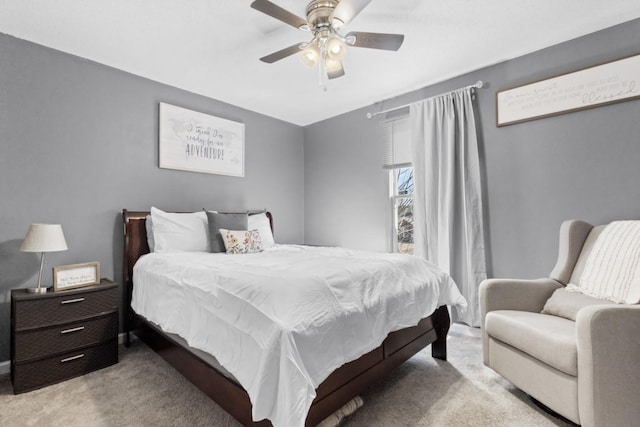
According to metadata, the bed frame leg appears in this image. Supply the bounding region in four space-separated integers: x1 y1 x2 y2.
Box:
431 305 450 360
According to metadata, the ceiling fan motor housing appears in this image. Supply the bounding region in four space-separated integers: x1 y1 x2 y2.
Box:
306 0 340 31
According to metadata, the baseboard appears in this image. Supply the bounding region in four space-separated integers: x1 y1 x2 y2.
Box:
0 333 137 376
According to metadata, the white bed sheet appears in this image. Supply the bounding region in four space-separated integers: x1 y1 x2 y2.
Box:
132 244 466 427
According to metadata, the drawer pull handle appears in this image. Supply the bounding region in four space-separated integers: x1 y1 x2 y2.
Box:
61 297 85 305
60 354 85 363
61 326 85 334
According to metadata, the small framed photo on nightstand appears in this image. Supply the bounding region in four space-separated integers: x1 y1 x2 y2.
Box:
53 261 100 291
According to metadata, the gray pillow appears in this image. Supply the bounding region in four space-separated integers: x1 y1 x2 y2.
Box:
206 211 248 253
541 288 616 321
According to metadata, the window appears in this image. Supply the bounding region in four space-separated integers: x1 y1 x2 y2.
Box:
391 167 414 254
384 116 414 254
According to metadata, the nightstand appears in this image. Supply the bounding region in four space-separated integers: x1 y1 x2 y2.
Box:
10 278 119 394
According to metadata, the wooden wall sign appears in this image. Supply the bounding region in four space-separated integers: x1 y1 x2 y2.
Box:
497 53 640 126
159 103 245 177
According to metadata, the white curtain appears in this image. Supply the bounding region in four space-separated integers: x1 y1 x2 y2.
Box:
410 87 486 326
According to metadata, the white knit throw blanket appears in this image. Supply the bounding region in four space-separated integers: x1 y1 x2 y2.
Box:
567 220 640 304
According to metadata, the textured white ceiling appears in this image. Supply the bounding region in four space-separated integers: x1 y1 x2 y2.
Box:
1 0 639 125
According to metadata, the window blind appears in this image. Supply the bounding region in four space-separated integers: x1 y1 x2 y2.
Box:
383 116 412 169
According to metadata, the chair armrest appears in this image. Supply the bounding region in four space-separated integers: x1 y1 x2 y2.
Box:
479 278 562 364
479 278 562 315
576 304 640 427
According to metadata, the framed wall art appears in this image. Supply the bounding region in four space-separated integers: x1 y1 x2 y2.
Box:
497 53 640 126
159 102 245 177
53 261 100 291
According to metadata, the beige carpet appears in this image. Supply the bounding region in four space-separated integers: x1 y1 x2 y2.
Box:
0 325 573 426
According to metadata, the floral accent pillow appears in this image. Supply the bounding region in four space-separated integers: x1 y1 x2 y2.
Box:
219 229 264 254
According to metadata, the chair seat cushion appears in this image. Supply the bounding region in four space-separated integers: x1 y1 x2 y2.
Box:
485 310 577 376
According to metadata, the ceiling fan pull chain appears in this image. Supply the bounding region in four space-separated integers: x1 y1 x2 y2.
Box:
319 41 328 91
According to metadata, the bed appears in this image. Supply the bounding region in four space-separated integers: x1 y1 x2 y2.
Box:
122 209 465 427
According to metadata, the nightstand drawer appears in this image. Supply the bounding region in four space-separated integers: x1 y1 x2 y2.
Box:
14 286 117 330
14 313 118 362
12 339 118 394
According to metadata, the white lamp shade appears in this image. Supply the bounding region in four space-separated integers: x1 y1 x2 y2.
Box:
20 224 68 253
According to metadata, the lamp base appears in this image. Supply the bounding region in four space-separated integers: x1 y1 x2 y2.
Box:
27 287 48 294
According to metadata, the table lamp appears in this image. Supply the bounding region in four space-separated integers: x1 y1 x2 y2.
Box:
20 223 68 293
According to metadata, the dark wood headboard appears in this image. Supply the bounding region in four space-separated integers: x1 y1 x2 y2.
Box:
122 210 151 291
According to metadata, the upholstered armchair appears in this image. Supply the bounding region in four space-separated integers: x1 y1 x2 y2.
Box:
480 220 640 427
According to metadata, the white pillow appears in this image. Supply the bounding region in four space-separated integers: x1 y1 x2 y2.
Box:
219 229 264 254
150 207 209 252
248 213 275 249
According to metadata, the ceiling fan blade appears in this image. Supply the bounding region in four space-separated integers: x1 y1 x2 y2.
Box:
251 0 308 30
326 60 345 79
259 43 305 63
330 0 372 28
345 31 405 51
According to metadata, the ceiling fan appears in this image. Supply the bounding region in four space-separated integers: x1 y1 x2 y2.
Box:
251 0 405 80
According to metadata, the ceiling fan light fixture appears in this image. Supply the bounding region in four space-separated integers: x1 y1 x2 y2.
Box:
252 0 404 83
326 36 346 60
324 57 341 72
324 56 345 79
301 42 321 67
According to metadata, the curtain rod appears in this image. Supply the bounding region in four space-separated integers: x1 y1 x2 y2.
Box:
366 80 485 119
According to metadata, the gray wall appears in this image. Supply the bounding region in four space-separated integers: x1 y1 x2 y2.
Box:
305 111 389 251
0 34 304 361
304 19 640 279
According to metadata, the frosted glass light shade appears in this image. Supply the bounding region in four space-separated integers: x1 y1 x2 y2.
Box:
20 224 68 253
301 43 320 67
326 36 346 60
324 57 342 73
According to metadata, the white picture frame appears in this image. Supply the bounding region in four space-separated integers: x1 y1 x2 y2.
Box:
53 262 100 292
497 53 640 126
159 102 245 177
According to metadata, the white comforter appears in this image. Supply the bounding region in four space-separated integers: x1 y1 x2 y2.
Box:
132 245 466 427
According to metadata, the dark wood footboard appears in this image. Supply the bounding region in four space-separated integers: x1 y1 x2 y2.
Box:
122 209 449 426
133 306 448 427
